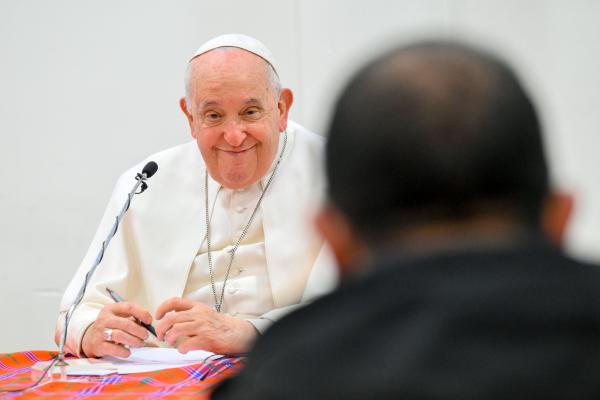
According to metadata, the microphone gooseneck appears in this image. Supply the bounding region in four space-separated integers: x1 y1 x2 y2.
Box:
56 161 158 367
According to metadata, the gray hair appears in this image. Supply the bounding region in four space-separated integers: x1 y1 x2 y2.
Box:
184 48 282 110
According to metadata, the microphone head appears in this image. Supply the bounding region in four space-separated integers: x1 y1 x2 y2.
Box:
142 161 158 178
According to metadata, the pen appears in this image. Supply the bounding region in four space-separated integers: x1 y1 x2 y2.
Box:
105 287 158 337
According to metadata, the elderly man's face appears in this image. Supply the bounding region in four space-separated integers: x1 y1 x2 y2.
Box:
181 48 292 190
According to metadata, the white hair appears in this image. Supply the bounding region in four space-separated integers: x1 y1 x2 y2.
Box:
184 47 282 110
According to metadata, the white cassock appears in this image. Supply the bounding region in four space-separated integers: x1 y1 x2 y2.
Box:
56 120 338 356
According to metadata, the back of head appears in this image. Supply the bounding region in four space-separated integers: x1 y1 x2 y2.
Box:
326 40 549 243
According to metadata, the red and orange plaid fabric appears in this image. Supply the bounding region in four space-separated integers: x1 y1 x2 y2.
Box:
0 351 243 399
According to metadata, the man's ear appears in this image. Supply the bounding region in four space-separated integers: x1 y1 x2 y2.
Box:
179 97 195 138
277 88 294 133
541 191 574 247
314 204 367 277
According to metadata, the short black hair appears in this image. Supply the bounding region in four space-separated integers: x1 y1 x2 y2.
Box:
325 40 549 241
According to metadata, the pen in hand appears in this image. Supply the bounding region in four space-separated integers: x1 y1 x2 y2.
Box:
105 287 158 337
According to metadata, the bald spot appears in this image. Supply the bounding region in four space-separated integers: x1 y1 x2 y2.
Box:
366 48 499 148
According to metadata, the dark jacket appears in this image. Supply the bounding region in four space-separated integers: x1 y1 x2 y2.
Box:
213 239 600 399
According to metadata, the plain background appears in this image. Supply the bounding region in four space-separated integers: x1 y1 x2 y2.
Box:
0 0 599 352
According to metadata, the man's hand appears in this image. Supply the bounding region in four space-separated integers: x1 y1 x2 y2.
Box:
155 298 257 355
81 302 153 358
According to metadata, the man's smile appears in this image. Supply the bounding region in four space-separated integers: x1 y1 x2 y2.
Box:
217 144 257 155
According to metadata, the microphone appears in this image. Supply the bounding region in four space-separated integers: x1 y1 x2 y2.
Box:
56 161 159 369
142 161 158 178
136 161 159 193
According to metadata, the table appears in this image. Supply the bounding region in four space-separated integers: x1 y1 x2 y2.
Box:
0 351 243 399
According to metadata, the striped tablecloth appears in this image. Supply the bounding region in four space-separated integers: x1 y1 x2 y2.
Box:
0 351 243 399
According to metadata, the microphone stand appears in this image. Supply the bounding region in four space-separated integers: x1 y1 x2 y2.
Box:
54 166 156 375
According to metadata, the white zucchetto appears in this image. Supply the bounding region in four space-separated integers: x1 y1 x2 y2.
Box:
190 33 279 76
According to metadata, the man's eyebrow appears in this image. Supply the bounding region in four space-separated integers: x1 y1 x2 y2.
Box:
200 100 219 109
199 99 263 109
244 98 263 106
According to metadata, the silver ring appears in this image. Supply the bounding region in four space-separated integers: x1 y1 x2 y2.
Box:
103 328 113 342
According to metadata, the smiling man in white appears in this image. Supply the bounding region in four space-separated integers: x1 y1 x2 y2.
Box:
56 34 336 358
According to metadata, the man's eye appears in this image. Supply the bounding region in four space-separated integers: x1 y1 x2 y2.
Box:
204 112 221 121
244 108 262 119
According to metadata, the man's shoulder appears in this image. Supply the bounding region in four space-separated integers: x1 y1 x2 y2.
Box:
246 241 600 356
149 140 199 159
134 141 199 170
214 245 600 399
287 120 324 147
285 120 325 171
117 141 200 179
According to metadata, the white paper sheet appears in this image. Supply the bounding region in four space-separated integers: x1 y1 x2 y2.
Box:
43 347 221 376
110 347 216 364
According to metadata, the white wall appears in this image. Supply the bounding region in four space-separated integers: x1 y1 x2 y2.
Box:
0 0 598 352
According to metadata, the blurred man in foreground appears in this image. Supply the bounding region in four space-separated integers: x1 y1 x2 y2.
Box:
212 40 600 399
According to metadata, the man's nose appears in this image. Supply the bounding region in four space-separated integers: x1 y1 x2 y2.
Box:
223 121 247 147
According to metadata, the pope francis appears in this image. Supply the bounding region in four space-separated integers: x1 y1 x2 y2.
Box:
55 34 337 358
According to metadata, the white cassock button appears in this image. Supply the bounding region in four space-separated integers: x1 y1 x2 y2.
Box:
234 268 243 276
228 287 238 295
236 206 246 213
224 245 234 254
